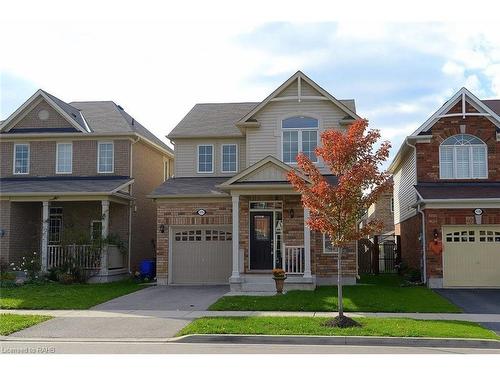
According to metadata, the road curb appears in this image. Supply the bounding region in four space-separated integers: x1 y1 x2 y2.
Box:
173 334 500 349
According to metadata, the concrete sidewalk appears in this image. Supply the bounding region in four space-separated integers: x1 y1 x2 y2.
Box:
3 309 500 323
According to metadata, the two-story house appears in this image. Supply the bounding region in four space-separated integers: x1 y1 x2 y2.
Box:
150 71 361 292
0 90 173 281
389 88 500 289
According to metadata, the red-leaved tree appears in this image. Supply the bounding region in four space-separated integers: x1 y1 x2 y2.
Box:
288 119 391 327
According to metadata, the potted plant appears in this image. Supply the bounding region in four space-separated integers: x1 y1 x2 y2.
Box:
272 268 287 294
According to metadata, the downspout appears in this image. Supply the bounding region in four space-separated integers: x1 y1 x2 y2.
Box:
405 137 427 284
417 203 427 284
128 136 140 273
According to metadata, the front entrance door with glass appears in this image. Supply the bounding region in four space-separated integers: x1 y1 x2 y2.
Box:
249 201 283 270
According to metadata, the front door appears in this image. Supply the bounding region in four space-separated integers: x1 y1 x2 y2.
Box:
250 212 273 270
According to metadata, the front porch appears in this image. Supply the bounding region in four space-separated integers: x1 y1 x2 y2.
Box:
4 198 130 282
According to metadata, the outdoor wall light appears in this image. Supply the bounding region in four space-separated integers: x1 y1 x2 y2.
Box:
159 224 165 233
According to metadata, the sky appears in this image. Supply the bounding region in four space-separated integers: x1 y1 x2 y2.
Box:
1 1 500 164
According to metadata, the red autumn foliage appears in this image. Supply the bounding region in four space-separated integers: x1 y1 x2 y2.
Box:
287 119 392 248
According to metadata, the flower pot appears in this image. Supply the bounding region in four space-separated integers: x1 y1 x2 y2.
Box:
273 276 287 294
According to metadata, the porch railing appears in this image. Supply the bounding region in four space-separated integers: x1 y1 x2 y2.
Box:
47 244 101 270
282 245 305 274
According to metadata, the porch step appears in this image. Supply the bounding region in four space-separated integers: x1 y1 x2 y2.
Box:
231 274 316 292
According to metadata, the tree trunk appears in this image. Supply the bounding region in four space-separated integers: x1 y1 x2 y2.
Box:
337 246 343 318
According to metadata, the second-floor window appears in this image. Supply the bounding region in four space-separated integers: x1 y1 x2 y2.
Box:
56 143 73 174
98 142 114 173
221 144 237 173
282 116 318 163
198 145 214 173
13 143 29 174
439 134 487 179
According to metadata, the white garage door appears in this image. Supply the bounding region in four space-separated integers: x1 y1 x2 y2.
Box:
171 227 232 284
443 225 500 288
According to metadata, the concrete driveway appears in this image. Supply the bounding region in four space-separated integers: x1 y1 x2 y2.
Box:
10 285 228 339
436 289 500 334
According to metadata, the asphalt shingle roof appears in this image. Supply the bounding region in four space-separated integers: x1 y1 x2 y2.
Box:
482 99 500 116
415 182 500 200
42 90 89 131
150 177 229 197
70 101 172 153
0 176 133 195
168 102 258 138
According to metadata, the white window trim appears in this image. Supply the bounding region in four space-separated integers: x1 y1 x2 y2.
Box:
323 233 335 254
280 116 320 164
56 142 73 174
220 144 238 173
13 143 30 175
439 143 488 180
197 144 214 174
97 141 114 174
163 159 170 181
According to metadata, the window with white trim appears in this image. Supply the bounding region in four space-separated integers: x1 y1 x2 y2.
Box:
13 144 29 174
282 116 318 163
197 145 213 173
323 234 335 254
439 134 487 179
56 143 72 174
98 142 114 173
221 144 237 173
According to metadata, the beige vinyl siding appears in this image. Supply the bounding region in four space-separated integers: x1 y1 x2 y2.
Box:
277 80 299 97
393 150 418 224
246 100 348 167
300 81 321 96
174 137 246 177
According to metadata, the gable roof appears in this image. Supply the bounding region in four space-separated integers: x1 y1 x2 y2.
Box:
0 89 90 133
218 155 310 189
168 102 258 139
237 71 360 125
0 90 172 155
168 71 359 139
411 87 500 136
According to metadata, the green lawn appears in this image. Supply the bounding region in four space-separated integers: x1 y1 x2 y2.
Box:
0 279 147 309
0 314 52 335
178 316 499 340
210 275 461 313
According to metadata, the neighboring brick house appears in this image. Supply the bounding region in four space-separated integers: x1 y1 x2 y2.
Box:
388 88 500 288
150 71 361 292
0 90 173 281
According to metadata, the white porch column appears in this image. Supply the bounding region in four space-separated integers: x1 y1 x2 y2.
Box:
100 200 110 276
230 195 240 281
41 201 49 272
303 208 312 278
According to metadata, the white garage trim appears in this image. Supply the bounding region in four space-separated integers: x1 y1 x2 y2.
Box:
442 225 500 288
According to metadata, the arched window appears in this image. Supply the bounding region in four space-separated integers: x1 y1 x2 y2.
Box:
282 116 318 163
439 134 488 179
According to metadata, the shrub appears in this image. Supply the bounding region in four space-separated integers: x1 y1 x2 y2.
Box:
10 251 41 281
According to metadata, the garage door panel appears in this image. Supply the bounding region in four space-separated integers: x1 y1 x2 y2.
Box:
171 227 232 284
443 226 500 288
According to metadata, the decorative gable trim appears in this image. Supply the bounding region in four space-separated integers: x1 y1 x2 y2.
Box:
236 71 360 126
218 155 309 188
0 89 89 133
411 87 500 136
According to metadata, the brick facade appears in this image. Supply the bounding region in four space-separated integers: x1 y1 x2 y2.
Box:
416 104 500 183
424 208 500 279
155 195 358 285
394 214 422 270
13 100 74 130
0 139 131 178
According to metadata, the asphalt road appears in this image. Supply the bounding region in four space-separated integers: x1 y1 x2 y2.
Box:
1 340 500 354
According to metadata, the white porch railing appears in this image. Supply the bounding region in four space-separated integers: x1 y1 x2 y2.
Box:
47 244 101 270
282 245 305 274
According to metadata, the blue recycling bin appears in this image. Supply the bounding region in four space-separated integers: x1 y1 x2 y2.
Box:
139 259 156 279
